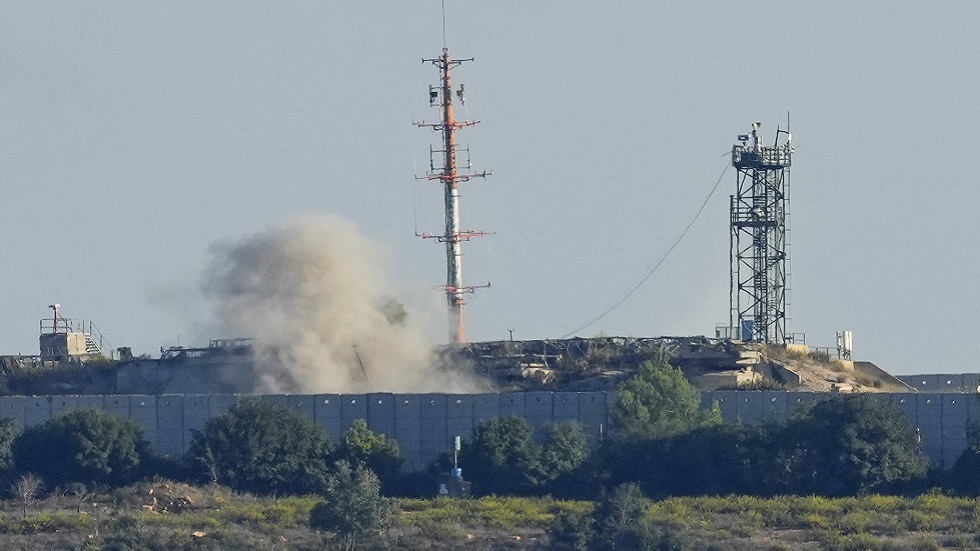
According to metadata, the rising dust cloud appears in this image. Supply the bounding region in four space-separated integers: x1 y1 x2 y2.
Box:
200 216 481 394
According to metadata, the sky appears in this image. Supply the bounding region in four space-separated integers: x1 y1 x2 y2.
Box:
1 2 978 375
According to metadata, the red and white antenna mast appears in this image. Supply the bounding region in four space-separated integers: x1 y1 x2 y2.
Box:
415 21 491 345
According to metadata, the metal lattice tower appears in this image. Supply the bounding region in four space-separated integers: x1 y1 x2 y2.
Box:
729 122 793 343
415 47 490 345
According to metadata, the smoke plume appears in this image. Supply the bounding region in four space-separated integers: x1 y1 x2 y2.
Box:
200 216 479 393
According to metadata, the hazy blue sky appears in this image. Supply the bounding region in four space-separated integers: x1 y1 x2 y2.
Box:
1 2 977 375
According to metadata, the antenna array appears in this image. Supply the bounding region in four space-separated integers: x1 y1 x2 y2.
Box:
415 46 491 344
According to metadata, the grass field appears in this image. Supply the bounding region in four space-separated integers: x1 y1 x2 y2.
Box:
0 482 976 550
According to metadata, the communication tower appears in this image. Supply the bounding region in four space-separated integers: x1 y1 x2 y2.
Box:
415 46 491 345
729 122 793 343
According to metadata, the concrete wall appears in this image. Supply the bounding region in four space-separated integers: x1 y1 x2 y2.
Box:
2 391 977 470
703 391 980 468
0 392 612 471
898 374 980 393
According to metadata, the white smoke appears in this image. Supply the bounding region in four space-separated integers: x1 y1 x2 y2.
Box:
200 216 481 393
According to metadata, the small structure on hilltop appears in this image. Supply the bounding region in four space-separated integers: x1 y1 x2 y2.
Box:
39 304 112 361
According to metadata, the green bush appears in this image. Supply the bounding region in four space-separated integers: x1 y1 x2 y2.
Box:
309 461 391 549
549 508 595 551
185 399 333 496
460 416 590 496
611 350 719 440
12 408 148 488
335 419 403 490
0 417 19 474
772 395 928 496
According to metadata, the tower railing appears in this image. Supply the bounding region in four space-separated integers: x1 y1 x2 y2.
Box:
732 144 791 168
39 318 112 358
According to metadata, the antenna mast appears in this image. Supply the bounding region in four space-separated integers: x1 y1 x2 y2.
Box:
415 41 491 345
729 122 793 343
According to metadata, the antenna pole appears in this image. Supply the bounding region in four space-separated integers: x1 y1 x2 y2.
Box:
416 46 491 345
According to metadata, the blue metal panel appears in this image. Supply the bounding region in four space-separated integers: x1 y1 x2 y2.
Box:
130 396 158 443
890 394 918 428
418 394 448 438
50 395 79 418
262 394 290 410
700 392 716 412
446 395 474 448
156 395 184 458
314 395 342 441
916 396 943 430
367 393 396 438
577 392 607 446
24 396 52 427
183 395 210 456
785 393 820 418
735 392 764 425
553 393 580 423
911 375 942 392
962 374 980 393
525 391 554 431
447 394 472 419
969 392 980 427
208 395 240 418
943 375 965 391
606 391 618 422
941 394 969 468
104 395 131 418
760 391 789 423
0 397 26 429
713 392 738 423
472 393 499 425
499 393 526 418
76 395 105 410
288 395 316 423
393 395 422 471
418 394 449 468
916 403 942 459
340 395 368 433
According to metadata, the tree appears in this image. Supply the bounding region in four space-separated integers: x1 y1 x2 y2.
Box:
617 351 716 436
186 399 333 495
0 418 18 474
591 483 684 551
946 422 980 495
13 473 42 518
461 416 591 495
12 408 148 488
530 421 590 488
461 415 536 495
549 507 596 551
336 419 403 490
309 461 391 550
611 350 719 440
606 422 771 499
0 418 19 488
774 394 928 496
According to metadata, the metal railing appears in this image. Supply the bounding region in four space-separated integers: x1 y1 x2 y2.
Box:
732 144 791 168
39 317 113 359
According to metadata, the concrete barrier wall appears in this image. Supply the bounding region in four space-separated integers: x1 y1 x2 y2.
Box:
2 392 978 470
704 391 980 468
898 374 980 393
0 392 612 471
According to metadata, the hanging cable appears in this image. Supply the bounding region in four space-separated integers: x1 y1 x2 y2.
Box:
559 161 731 338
